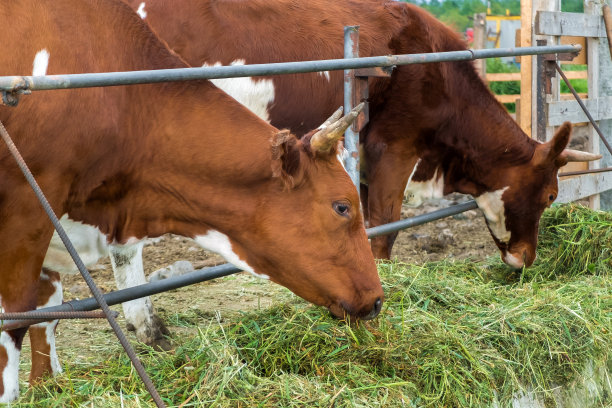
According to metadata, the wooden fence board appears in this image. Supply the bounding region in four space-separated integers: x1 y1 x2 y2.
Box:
535 11 606 37
547 96 612 125
558 172 612 202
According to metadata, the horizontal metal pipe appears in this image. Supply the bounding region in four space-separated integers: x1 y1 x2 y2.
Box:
367 200 479 238
1 263 241 329
0 45 580 92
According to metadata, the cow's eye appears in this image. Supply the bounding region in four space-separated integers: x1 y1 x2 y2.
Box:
549 194 556 202
333 201 351 217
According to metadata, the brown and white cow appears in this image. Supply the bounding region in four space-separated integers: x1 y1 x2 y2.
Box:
0 0 383 402
126 0 600 265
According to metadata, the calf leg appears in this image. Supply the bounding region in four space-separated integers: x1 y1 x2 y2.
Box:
28 269 63 384
366 147 420 259
110 243 171 350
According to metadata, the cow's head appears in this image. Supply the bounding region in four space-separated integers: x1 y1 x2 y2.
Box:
467 123 600 268
409 123 600 269
196 106 383 321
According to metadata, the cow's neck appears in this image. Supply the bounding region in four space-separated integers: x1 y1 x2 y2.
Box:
68 82 278 244
423 99 536 197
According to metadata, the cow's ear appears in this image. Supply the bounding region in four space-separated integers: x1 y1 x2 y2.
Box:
271 129 303 189
549 122 572 165
534 122 572 166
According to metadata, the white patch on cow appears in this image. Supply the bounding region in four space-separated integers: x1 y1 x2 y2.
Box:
337 147 349 173
136 2 147 19
32 49 49 76
318 71 330 81
475 187 511 243
194 230 269 279
0 332 21 403
404 166 445 207
109 243 157 341
202 60 275 122
31 270 63 375
43 215 109 274
122 236 142 246
37 271 63 309
504 251 524 269
407 158 421 186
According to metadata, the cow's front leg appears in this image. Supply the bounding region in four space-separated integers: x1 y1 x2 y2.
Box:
110 243 171 350
28 269 63 384
366 145 420 259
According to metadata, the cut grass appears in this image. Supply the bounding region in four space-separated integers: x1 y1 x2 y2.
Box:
13 204 612 407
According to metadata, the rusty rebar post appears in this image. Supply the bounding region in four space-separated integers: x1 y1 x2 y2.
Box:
0 311 118 331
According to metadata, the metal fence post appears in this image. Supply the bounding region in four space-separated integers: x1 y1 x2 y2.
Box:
344 26 361 189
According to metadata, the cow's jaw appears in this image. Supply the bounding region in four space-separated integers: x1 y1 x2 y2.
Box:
194 230 269 280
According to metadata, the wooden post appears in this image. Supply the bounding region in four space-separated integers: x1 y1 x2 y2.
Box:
586 0 602 209
472 13 487 79
602 5 612 59
519 0 533 136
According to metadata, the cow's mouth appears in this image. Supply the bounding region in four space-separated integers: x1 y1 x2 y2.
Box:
328 298 383 321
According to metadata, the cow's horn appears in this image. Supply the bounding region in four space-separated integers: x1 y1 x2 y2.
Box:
560 149 602 162
311 103 365 153
319 106 344 129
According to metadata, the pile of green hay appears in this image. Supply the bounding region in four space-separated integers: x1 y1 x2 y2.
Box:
19 204 611 407
533 204 611 277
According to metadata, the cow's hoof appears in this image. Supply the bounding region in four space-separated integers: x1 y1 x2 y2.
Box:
140 314 173 351
148 336 173 352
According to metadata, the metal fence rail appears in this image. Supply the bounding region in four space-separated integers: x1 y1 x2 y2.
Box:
0 45 580 93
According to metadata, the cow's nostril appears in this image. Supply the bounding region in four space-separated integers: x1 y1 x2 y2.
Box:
363 297 382 320
374 297 382 314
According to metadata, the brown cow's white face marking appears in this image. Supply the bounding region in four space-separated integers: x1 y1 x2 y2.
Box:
404 165 445 207
136 2 147 19
318 71 331 81
194 230 269 280
202 60 275 122
32 49 49 76
475 187 510 244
